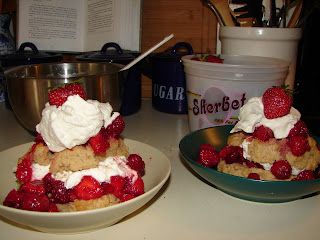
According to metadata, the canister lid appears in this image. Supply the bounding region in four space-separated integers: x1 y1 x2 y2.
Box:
0 42 63 68
151 42 193 62
76 42 138 64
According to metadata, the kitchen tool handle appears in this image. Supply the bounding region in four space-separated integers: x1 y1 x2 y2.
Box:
171 42 194 55
100 42 123 54
17 42 39 54
287 0 303 28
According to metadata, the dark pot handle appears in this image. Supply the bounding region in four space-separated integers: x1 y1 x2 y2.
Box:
18 42 39 54
100 42 123 54
171 42 194 55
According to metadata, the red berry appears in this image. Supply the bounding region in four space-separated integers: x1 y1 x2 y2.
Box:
19 180 46 196
109 175 126 198
287 135 310 156
88 128 110 155
219 145 244 164
252 125 274 141
245 160 264 169
292 170 315 181
15 152 33 184
73 176 104 200
106 115 125 137
127 154 145 176
262 87 292 119
119 193 135 202
48 203 59 212
271 160 292 180
288 120 309 138
123 176 144 197
248 173 260 180
43 173 71 204
3 189 23 209
48 83 86 107
101 182 114 194
205 55 224 63
197 144 220 167
20 193 50 212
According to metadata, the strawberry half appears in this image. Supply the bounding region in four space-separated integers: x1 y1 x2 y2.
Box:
127 154 145 176
48 83 86 107
262 86 292 119
106 115 125 137
73 176 104 200
15 152 33 184
197 144 220 167
88 128 110 155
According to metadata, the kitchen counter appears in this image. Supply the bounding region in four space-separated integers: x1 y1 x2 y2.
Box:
1 100 320 240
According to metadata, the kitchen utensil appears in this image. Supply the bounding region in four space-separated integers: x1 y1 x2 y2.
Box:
0 140 171 233
4 62 129 132
202 0 237 26
287 0 303 27
231 0 263 27
76 42 142 116
120 34 174 71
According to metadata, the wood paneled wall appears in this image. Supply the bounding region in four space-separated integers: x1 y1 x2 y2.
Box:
141 0 218 98
0 0 218 98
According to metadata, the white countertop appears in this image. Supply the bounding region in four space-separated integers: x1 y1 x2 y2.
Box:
0 100 320 240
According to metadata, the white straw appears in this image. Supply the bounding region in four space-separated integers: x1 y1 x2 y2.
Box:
120 34 174 71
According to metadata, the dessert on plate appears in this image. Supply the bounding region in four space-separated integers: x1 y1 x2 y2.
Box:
197 86 320 181
3 83 145 212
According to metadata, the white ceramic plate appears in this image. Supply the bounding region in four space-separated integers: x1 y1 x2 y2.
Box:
0 139 171 234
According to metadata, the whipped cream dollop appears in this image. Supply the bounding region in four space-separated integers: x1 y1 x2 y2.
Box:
231 97 301 139
36 95 119 152
31 156 138 189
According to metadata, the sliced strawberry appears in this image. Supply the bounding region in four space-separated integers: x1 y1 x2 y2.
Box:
88 128 110 155
106 115 125 137
271 160 292 180
292 170 315 181
109 175 126 198
247 173 260 180
19 180 46 196
252 125 274 141
20 193 50 212
262 86 292 119
119 193 135 202
43 173 71 204
123 176 144 197
15 152 33 184
219 145 244 164
205 55 224 63
287 135 310 156
3 189 23 209
288 120 309 138
127 154 145 176
48 203 59 212
73 176 104 200
65 83 87 100
197 144 220 167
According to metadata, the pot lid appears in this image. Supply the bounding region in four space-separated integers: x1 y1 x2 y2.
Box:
151 42 194 62
0 42 63 68
76 42 138 63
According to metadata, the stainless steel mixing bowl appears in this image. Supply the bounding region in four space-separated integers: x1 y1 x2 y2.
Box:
5 62 123 132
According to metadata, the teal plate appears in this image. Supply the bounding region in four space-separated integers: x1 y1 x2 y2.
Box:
179 126 320 203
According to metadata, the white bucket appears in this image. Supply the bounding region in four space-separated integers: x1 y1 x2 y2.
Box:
182 54 289 132
219 27 302 90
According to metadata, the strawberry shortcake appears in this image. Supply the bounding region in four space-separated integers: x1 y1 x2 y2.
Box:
3 83 145 212
197 86 320 181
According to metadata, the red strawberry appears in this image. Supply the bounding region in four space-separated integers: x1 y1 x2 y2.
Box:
248 173 260 180
43 173 71 204
73 176 104 200
34 133 45 144
271 160 292 180
245 160 264 169
101 182 114 194
19 180 46 196
127 154 145 176
48 83 86 107
109 175 126 198
88 128 110 155
15 152 33 184
206 55 224 63
219 145 244 164
123 176 144 197
3 189 23 209
197 144 220 167
287 135 310 156
20 193 50 212
106 115 125 137
48 203 59 212
288 120 309 138
262 86 292 119
292 170 315 181
252 125 274 141
119 193 135 202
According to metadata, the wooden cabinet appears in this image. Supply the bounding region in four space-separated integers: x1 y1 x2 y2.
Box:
0 0 218 98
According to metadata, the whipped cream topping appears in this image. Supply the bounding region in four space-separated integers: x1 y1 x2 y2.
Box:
231 97 301 139
36 95 119 152
31 156 138 189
